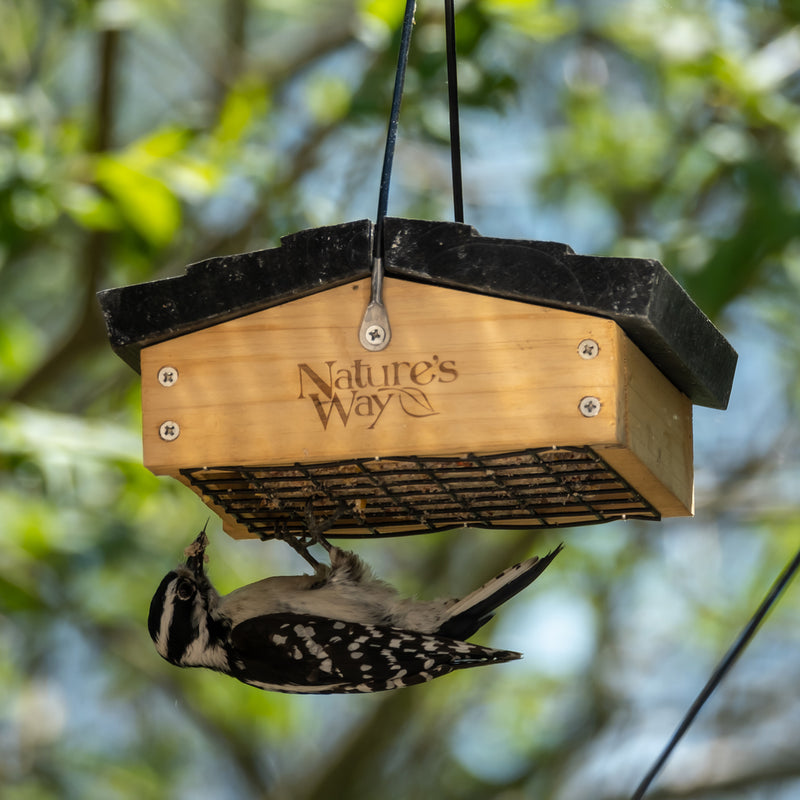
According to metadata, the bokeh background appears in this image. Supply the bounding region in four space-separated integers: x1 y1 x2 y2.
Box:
2 1 800 798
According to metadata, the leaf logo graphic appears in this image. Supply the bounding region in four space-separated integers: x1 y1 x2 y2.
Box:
380 386 439 418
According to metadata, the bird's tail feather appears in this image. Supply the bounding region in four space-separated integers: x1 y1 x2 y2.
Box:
436 543 563 640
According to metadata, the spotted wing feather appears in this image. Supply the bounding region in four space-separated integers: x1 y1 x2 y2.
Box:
228 613 520 694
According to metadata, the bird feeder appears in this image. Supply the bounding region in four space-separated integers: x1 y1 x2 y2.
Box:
97 216 736 539
98 3 736 541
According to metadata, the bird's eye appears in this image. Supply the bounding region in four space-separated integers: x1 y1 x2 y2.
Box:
176 579 195 601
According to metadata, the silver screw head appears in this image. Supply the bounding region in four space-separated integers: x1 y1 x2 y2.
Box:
157 366 179 386
578 339 599 359
579 396 601 417
365 324 386 345
159 420 180 441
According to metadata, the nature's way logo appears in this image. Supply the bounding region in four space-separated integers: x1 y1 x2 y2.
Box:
297 356 458 430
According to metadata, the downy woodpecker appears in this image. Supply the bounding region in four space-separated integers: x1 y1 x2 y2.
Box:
148 526 562 694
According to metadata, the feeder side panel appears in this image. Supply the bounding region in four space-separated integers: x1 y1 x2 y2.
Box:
595 327 694 517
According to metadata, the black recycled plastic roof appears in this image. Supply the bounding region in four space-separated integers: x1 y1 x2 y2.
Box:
97 217 737 409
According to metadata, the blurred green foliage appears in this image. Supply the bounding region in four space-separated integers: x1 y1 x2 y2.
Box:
1 1 800 798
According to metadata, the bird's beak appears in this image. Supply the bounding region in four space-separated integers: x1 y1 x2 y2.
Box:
184 520 210 577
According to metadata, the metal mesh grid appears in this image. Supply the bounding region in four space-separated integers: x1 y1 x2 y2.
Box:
180 446 659 538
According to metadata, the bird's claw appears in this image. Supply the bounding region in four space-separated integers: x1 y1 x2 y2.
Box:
270 520 321 569
269 502 349 568
304 500 349 553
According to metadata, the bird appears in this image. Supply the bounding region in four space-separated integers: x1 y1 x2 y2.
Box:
147 520 563 694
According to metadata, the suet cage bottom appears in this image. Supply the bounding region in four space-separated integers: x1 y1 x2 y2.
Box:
179 445 660 539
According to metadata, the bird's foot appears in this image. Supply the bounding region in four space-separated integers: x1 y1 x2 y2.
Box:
303 500 349 555
270 520 321 570
268 502 349 569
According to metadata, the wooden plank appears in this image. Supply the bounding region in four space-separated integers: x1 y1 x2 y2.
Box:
595 328 694 516
142 277 624 470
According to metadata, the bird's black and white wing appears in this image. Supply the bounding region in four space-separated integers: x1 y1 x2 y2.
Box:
227 613 521 694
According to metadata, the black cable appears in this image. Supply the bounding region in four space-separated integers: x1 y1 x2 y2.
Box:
630 545 800 800
374 0 417 260
444 0 464 222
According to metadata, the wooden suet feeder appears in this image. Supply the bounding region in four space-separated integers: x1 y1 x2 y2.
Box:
97 217 736 540
98 4 736 541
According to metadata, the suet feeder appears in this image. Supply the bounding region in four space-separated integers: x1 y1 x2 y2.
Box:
98 3 736 541
97 216 736 540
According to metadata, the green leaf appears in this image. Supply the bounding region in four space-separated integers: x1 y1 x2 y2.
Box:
94 156 181 247
0 314 45 389
359 0 406 28
215 83 270 144
60 183 122 231
479 0 577 39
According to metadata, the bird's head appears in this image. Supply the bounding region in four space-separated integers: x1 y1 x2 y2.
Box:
148 523 226 668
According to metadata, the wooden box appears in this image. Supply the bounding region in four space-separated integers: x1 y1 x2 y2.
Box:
140 276 692 539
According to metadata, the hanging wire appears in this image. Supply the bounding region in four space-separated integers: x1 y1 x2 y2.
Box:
444 0 464 222
374 0 417 260
630 545 800 800
360 0 416 351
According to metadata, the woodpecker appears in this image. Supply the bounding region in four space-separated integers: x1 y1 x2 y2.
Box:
148 524 562 694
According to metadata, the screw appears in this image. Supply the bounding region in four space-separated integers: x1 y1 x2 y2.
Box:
159 420 180 441
157 366 179 386
579 396 601 417
365 324 386 345
578 339 599 359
